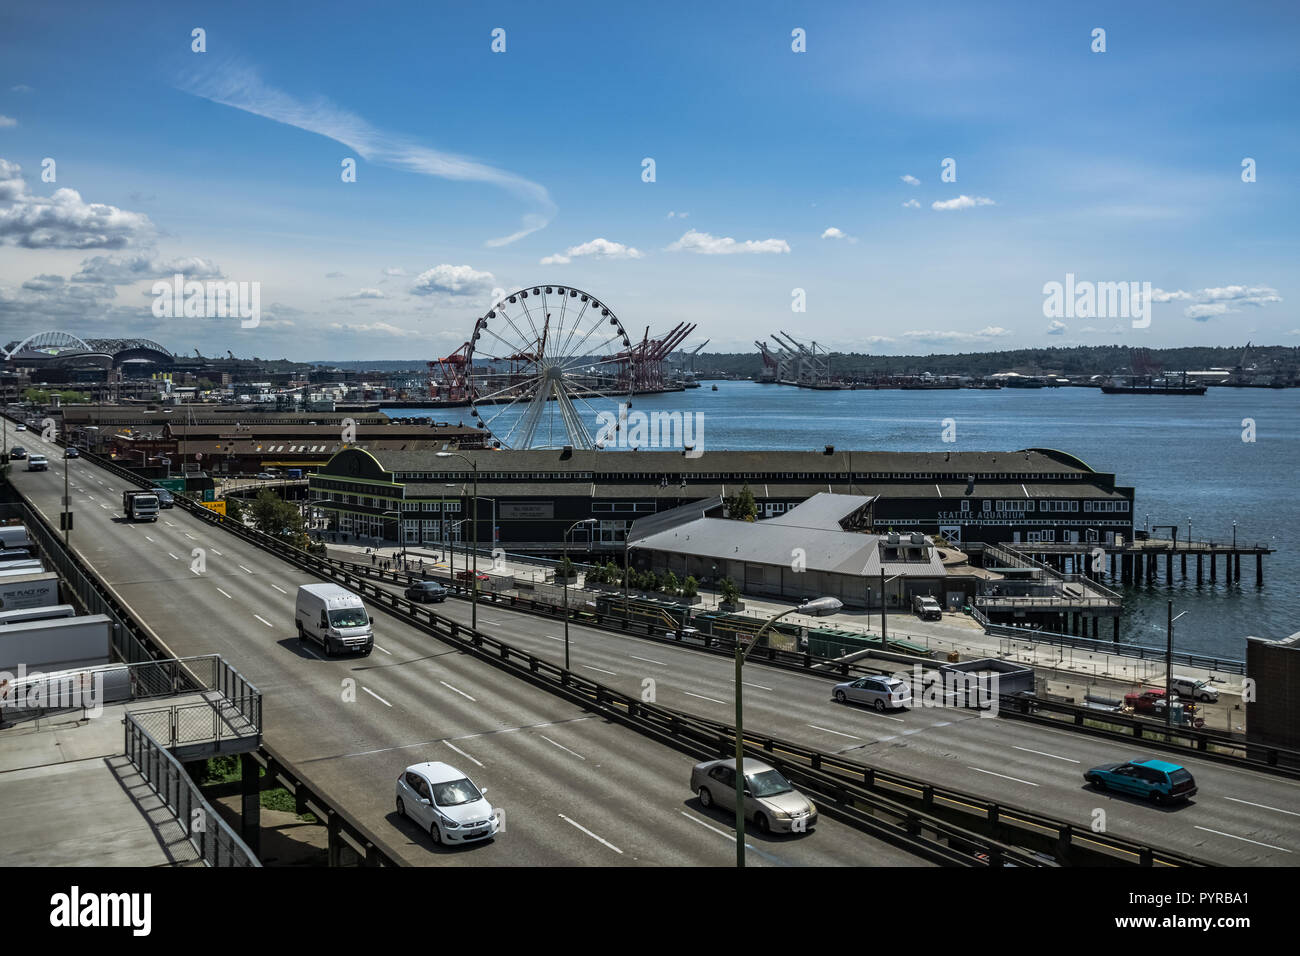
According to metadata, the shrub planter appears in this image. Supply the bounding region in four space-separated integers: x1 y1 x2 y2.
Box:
719 600 745 612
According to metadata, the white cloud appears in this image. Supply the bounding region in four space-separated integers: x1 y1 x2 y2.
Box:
666 229 790 255
0 116 16 129
667 211 688 219
72 253 223 285
900 174 920 186
0 159 154 249
821 227 856 242
1186 303 1231 320
931 195 996 211
410 263 495 296
901 327 1011 343
327 321 420 337
540 237 643 265
1151 288 1194 302
382 266 407 276
10 85 33 94
901 199 920 209
1046 320 1067 335
1152 284 1282 320
343 288 385 299
179 64 555 247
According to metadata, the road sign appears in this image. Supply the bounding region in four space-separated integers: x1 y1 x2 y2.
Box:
154 478 186 492
201 500 227 516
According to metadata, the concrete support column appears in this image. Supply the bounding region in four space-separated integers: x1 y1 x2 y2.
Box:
1234 553 1241 581
1165 552 1173 585
1181 553 1187 577
1112 616 1120 643
1210 551 1217 582
1196 553 1203 585
1091 616 1098 638
240 751 261 859
1256 553 1263 587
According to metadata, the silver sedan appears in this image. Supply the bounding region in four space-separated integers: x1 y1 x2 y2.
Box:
690 758 817 834
832 675 912 711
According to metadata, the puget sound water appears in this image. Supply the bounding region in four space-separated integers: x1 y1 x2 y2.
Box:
386 381 1300 661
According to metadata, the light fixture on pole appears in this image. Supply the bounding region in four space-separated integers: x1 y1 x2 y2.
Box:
733 597 841 867
563 519 598 671
437 452 479 631
880 571 903 642
1166 601 1188 728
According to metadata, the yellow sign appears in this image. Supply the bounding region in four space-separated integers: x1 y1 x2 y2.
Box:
201 500 227 516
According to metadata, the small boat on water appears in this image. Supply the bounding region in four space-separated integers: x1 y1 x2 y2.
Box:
1101 378 1206 395
711 384 718 391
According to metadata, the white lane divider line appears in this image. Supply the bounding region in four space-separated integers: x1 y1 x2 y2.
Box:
544 635 563 642
184 533 196 540
216 588 233 600
444 741 483 767
808 724 861 740
270 584 287 594
253 614 274 628
1013 745 1079 763
742 681 772 691
1194 826 1291 852
145 535 155 542
540 735 586 760
238 565 254 574
969 766 1039 787
362 687 392 708
582 664 617 676
630 654 668 666
439 680 476 702
167 553 179 560
558 814 622 854
683 691 727 705
211 549 223 556
680 810 750 845
1222 797 1300 818
373 644 391 655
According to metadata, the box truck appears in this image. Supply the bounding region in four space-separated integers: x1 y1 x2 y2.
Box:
122 489 160 521
0 572 59 610
0 604 76 626
295 583 374 656
0 527 33 550
0 613 112 672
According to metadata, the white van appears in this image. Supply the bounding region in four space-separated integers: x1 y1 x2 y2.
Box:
295 583 374 656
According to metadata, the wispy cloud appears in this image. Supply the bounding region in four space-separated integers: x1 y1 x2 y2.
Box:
540 237 643 265
931 195 996 211
821 227 857 242
900 174 920 186
0 116 17 129
902 198 920 209
178 62 555 246
666 229 789 255
1153 284 1281 321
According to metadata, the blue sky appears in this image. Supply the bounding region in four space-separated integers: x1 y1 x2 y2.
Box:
1 0 1296 360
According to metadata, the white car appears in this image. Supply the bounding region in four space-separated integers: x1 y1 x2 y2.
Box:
832 675 912 711
395 762 499 845
14 424 25 431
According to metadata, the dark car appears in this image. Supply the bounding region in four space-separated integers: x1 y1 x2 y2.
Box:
405 580 448 603
1085 758 1197 804
152 487 175 508
64 446 80 458
9 446 26 460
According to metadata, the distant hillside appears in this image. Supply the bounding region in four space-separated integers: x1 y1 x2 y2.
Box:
687 344 1300 380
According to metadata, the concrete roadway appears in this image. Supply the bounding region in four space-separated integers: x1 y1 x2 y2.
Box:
363 575 1300 866
6 438 927 868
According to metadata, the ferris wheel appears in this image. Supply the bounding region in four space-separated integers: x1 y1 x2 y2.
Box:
465 286 633 449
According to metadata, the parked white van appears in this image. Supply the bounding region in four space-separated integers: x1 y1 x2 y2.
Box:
294 583 374 656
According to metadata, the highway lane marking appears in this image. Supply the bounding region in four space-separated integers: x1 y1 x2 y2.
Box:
582 664 617 676
99 504 107 509
216 588 233 599
211 549 223 556
558 814 622 854
238 565 254 574
1223 796 1300 818
184 533 196 540
253 614 274 628
1013 746 1080 763
362 686 392 707
543 635 563 641
444 741 483 767
439 680 476 702
680 810 740 842
808 724 861 740
270 584 287 594
373 644 392 655
145 535 154 542
540 735 586 760
327 716 599 759
164 520 176 527
167 553 179 560
683 691 727 705
742 681 772 691
630 654 668 666
1193 826 1291 852
968 766 1039 787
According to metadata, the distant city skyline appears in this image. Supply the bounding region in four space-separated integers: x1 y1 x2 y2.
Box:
1 0 1296 360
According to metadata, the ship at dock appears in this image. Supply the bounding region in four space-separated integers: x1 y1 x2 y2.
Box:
1100 348 1206 395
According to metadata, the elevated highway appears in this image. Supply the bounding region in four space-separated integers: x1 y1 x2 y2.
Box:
5 427 934 867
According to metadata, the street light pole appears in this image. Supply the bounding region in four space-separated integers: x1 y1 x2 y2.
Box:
734 597 840 867
437 452 479 631
1166 601 1188 728
1232 521 1237 550
563 519 597 670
